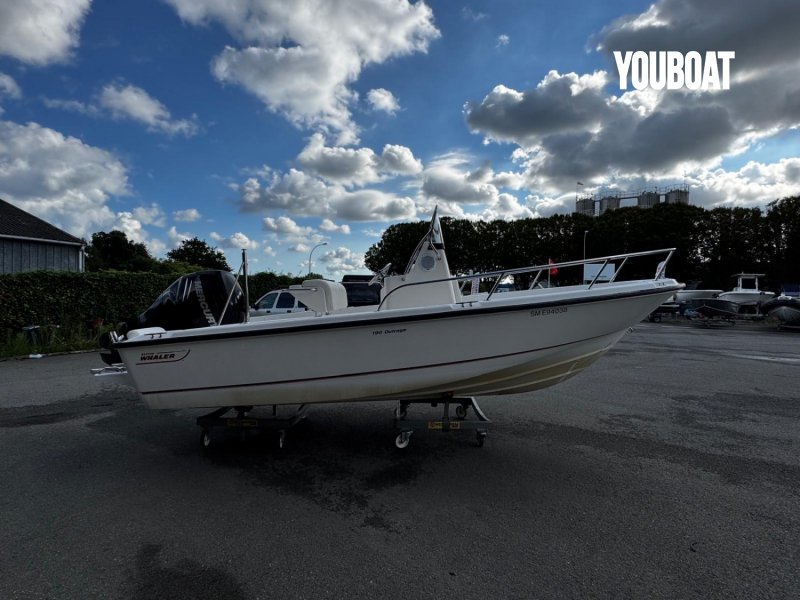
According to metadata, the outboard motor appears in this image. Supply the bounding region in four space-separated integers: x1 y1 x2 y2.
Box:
100 270 246 365
123 270 246 332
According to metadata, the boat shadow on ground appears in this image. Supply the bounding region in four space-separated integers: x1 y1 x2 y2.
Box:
195 406 477 520
79 403 448 532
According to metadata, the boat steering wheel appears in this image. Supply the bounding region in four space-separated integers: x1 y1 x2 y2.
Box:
369 263 392 286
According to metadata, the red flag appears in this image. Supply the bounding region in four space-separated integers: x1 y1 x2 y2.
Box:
548 258 558 276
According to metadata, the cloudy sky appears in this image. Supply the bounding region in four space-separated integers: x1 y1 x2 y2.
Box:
1 0 799 277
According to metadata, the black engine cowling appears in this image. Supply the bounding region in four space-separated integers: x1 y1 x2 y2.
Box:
100 270 246 365
123 270 246 333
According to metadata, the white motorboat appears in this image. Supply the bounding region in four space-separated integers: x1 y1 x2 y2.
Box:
717 273 774 310
94 210 682 413
674 288 723 303
687 297 740 320
762 285 800 326
654 284 722 320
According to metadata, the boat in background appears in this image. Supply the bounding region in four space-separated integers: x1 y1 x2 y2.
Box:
687 297 741 320
761 284 800 327
651 278 721 321
717 273 774 312
674 286 723 304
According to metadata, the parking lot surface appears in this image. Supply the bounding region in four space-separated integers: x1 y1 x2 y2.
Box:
1 322 798 599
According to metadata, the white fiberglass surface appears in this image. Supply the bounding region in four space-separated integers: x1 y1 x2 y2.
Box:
120 278 679 344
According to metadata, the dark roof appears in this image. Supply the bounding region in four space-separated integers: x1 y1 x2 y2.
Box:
0 198 84 246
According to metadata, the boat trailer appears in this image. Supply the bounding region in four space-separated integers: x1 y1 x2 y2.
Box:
195 396 490 451
392 396 490 449
196 404 308 450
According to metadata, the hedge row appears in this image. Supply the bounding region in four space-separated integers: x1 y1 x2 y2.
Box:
0 270 303 332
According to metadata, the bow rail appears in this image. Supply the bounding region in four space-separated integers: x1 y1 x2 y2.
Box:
376 248 676 311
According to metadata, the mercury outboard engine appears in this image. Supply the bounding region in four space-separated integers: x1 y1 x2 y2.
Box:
123 270 246 332
100 270 246 365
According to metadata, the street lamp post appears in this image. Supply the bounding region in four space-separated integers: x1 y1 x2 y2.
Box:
583 230 589 260
308 242 328 277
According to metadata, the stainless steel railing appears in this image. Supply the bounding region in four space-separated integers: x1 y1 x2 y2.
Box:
376 247 676 311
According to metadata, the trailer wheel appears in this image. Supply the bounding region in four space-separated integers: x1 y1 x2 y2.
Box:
395 432 411 449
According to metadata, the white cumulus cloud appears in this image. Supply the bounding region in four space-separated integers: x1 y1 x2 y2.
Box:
165 0 439 143
319 218 351 234
167 225 192 246
0 120 129 238
422 154 500 205
464 0 800 201
210 231 259 250
367 88 400 114
99 83 200 137
0 73 21 99
689 157 800 208
317 247 366 276
238 166 417 222
297 133 381 186
172 208 202 222
293 134 422 186
0 0 91 65
132 203 166 227
262 215 315 237
0 73 21 115
379 144 423 175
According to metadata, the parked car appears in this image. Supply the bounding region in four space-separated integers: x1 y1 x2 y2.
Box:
341 274 382 307
250 290 308 316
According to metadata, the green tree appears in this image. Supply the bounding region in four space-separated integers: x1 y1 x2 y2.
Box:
166 237 230 271
636 203 707 283
588 203 706 282
438 217 484 274
763 196 800 286
697 207 766 289
365 197 799 292
85 230 157 272
364 220 429 274
152 259 201 275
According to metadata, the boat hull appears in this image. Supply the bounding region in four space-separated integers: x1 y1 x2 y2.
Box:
762 297 800 326
688 297 740 319
674 289 722 303
717 290 774 308
116 282 678 409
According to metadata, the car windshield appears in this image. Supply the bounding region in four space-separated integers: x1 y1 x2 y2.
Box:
344 282 381 305
276 293 295 309
257 292 278 309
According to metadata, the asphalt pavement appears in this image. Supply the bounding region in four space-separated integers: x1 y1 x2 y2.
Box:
1 321 799 599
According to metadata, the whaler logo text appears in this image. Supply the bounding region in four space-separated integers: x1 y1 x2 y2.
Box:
613 50 735 91
137 349 190 364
